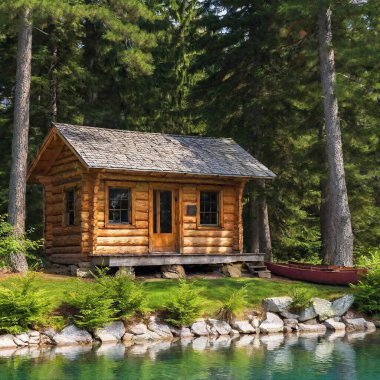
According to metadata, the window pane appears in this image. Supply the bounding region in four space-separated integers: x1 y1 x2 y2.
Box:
65 189 75 226
109 188 131 224
200 191 219 226
160 190 172 233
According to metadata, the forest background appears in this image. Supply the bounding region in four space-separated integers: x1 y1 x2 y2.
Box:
0 0 379 262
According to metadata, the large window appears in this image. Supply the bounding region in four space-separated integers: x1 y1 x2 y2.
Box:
108 188 131 224
200 191 220 226
65 189 76 226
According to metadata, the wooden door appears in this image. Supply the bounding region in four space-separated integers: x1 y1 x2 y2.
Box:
150 187 178 253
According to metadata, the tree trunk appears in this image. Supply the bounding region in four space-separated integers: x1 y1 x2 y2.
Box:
258 180 272 262
318 4 353 266
7 7 32 273
249 190 260 253
48 24 58 125
318 123 333 263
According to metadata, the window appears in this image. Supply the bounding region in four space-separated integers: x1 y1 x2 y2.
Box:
200 191 219 226
108 188 131 224
65 189 75 226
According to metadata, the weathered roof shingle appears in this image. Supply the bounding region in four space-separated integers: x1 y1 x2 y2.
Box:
54 123 275 179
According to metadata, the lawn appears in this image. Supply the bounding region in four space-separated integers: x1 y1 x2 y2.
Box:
0 273 349 317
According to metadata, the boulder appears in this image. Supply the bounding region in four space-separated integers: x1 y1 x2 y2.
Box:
259 312 284 334
0 335 17 348
115 266 135 279
280 310 300 320
69 264 79 276
191 319 211 336
122 333 134 343
28 330 40 345
250 317 261 329
13 333 29 346
133 333 155 343
179 327 193 338
303 318 319 325
40 334 54 346
232 320 256 334
263 296 293 313
284 318 298 330
76 268 93 278
312 298 335 321
128 323 148 335
299 306 318 322
298 323 327 334
161 265 186 279
221 263 242 278
331 294 354 317
148 317 173 339
323 318 346 331
230 329 240 337
343 318 366 332
95 321 126 343
365 321 376 331
208 319 232 335
53 325 93 346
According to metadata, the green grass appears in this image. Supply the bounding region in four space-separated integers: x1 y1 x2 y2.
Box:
0 273 349 317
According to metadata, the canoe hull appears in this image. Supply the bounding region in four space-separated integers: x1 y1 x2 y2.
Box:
265 262 364 285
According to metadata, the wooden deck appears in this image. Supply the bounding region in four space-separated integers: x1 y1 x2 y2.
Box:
90 253 265 267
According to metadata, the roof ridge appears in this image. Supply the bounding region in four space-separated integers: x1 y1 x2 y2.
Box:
53 122 235 142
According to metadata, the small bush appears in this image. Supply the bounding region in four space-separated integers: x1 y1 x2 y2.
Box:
0 273 50 334
163 280 205 327
95 269 146 318
0 215 42 268
216 286 248 323
65 284 115 331
351 267 380 314
288 287 312 312
355 248 380 269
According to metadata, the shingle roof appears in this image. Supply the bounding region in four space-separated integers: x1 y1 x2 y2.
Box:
54 123 275 179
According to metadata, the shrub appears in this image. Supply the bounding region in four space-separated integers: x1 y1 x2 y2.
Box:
351 267 380 314
0 273 50 334
0 215 42 268
65 284 115 331
95 269 146 318
355 248 380 269
288 287 312 312
163 280 205 327
216 285 248 323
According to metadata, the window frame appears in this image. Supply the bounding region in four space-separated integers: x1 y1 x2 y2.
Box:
197 186 224 229
105 181 136 228
64 188 76 227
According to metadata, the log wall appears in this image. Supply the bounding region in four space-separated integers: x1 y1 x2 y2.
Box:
38 144 246 262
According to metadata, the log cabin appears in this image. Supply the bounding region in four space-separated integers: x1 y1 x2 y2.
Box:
28 123 275 273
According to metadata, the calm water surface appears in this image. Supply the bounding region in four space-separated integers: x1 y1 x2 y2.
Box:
0 331 379 380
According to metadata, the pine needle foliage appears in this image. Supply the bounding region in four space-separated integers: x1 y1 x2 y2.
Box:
288 287 313 312
216 286 248 324
351 268 380 315
163 280 205 327
65 284 115 331
0 273 50 334
94 268 147 318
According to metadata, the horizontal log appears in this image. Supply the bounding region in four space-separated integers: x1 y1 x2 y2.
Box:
46 246 82 254
183 222 197 230
223 205 235 214
95 246 148 255
223 213 235 223
183 230 233 238
183 237 233 248
97 236 148 246
135 211 148 221
97 228 148 237
183 246 234 254
135 192 149 201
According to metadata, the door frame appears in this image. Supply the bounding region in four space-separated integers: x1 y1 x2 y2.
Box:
148 183 179 253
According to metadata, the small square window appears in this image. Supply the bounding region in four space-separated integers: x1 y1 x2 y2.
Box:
200 191 219 226
108 188 131 224
65 189 75 226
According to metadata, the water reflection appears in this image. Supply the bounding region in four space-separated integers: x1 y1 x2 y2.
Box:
0 331 378 380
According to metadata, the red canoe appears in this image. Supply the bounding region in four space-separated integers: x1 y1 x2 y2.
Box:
265 261 367 286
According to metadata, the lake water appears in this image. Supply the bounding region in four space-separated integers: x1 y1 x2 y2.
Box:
0 331 379 380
